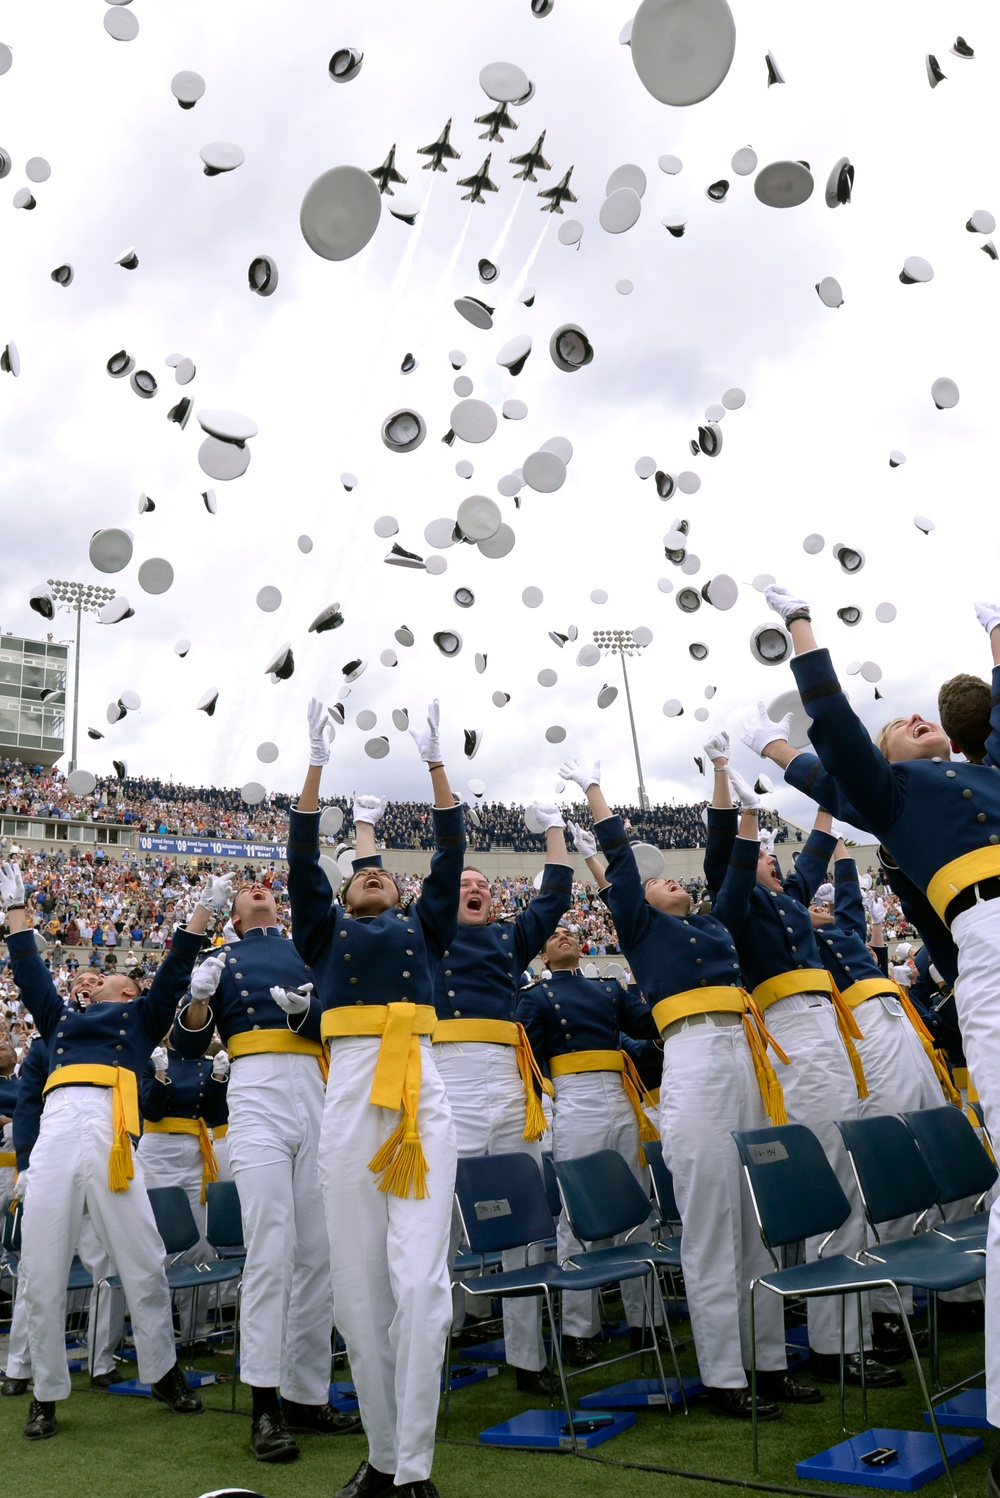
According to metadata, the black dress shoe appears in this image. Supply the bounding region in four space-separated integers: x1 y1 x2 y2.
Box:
561 1335 597 1366
808 1351 904 1388
282 1398 363 1435
705 1386 781 1422
987 1446 1000 1498
751 1370 824 1405
514 1366 554 1396
24 1398 57 1440
629 1326 672 1353
2 1376 29 1396
871 1312 930 1364
937 1299 984 1333
392 1483 441 1498
250 1408 300 1462
334 1460 396 1498
90 1368 125 1388
151 1362 204 1413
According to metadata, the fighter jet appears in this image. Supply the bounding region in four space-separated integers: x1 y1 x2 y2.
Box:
457 154 499 204
417 118 461 172
537 166 576 213
510 131 551 181
368 145 407 195
475 102 518 142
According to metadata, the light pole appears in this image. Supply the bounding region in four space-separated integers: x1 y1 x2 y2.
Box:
593 628 650 811
47 580 116 771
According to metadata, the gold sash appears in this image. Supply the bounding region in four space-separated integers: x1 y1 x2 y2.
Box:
433 1018 552 1138
43 1064 139 1192
143 1116 220 1202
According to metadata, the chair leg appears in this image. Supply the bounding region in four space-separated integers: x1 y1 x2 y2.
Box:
650 1266 686 1414
547 1289 577 1451
749 1279 760 1479
889 1286 958 1498
855 1293 868 1428
439 1320 454 1438
838 1295 847 1432
231 1283 240 1413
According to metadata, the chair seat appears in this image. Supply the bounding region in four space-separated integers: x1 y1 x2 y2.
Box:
165 1261 244 1292
932 1216 988 1244
757 1255 899 1299
565 1240 682 1272
454 1249 504 1273
861 1238 984 1293
460 1253 652 1301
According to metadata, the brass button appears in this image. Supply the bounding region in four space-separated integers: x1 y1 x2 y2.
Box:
402 970 411 978
407 950 415 957
344 953 351 961
253 1025 260 1031
946 770 956 779
963 789 973 799
449 993 456 1000
350 976 358 984
56 1046 64 1054
453 1006 461 1014
235 973 243 980
978 813 987 823
340 931 348 939
241 990 249 997
247 1007 255 1015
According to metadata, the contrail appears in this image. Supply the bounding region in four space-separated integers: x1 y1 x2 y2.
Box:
502 218 549 316
487 181 526 265
387 177 434 302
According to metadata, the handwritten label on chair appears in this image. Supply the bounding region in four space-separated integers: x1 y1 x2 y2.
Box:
747 1141 788 1164
474 1197 512 1220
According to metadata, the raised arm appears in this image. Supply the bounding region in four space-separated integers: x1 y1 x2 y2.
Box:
703 733 736 894
782 811 837 907
409 701 466 956
288 698 342 966
559 759 653 950
830 842 868 944
567 821 609 892
974 604 1000 765
511 803 574 969
3 863 68 1041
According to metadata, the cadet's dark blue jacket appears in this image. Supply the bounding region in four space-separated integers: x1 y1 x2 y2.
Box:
705 809 833 991
589 814 749 1009
517 967 657 1063
8 927 204 1084
433 863 573 1021
287 804 465 1009
140 1050 228 1128
171 925 322 1056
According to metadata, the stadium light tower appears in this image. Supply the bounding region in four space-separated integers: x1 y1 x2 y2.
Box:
48 580 116 772
593 628 650 812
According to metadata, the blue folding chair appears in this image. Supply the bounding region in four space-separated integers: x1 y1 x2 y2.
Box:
734 1122 977 1498
205 1180 246 1262
552 1150 684 1401
902 1106 997 1243
643 1138 682 1236
452 1152 662 1449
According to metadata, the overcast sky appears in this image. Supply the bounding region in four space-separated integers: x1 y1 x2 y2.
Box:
0 0 997 834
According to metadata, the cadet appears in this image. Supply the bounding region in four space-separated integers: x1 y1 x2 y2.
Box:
287 698 465 1498
431 802 572 1394
558 755 804 1420
0 862 222 1440
172 879 357 1462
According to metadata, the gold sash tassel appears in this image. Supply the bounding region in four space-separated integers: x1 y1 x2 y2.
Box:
322 1004 437 1199
754 969 868 1101
433 1018 551 1139
43 1064 140 1192
143 1116 220 1203
549 1050 660 1165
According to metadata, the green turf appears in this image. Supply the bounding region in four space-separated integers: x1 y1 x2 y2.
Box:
0 1324 990 1498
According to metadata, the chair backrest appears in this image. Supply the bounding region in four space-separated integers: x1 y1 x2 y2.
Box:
454 1154 555 1255
732 1124 852 1250
206 1179 245 1250
643 1139 681 1227
835 1115 939 1230
553 1149 653 1243
146 1185 200 1256
540 1152 562 1220
1 1200 22 1256
902 1106 998 1206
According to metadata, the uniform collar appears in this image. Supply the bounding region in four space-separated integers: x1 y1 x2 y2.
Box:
239 925 280 941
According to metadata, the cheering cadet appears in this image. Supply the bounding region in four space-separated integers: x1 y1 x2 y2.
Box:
0 863 225 1439
517 913 663 1364
431 802 572 1394
287 698 465 1498
138 1039 230 1346
554 757 805 1419
172 880 358 1461
744 589 1000 1447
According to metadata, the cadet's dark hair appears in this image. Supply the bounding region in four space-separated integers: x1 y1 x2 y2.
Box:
938 673 991 763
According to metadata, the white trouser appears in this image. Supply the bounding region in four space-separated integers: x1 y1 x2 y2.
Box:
7 1213 128 1380
950 902 1000 1421
137 1131 216 1338
435 1042 546 1372
21 1086 176 1400
660 1019 787 1387
321 1035 457 1487
226 1051 333 1403
551 1070 653 1338
855 994 946 1315
766 996 868 1355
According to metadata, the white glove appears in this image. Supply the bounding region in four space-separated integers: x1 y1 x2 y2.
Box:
758 830 775 856
742 701 793 758
0 862 25 910
531 801 566 832
870 898 886 924
197 873 234 914
974 602 1000 637
728 767 762 811
764 584 810 622
352 794 388 826
150 1046 169 1073
558 758 601 791
307 696 332 767
270 981 313 1016
567 821 598 858
11 1171 26 1204
190 952 226 1002
703 731 730 765
409 699 442 763
212 1050 230 1080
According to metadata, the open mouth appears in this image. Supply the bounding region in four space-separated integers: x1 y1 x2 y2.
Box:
364 875 384 890
465 895 483 911
912 723 934 739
